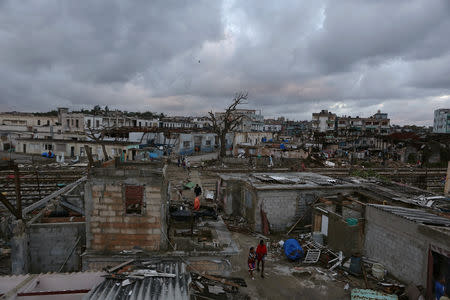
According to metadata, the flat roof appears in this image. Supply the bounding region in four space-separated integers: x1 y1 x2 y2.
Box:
219 172 356 190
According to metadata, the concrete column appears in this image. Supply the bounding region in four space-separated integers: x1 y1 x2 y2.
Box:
11 220 29 274
444 161 450 196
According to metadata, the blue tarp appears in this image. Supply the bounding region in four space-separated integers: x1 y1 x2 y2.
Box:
149 152 159 159
280 143 286 150
41 152 55 158
283 239 304 261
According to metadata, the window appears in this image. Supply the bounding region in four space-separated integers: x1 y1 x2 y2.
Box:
125 185 144 214
37 120 41 125
67 119 70 127
96 120 100 128
205 140 211 146
87 120 91 128
76 119 79 128
183 141 191 148
71 119 74 126
47 120 50 125
44 144 53 150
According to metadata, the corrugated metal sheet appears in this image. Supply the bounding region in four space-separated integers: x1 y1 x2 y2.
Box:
83 261 190 300
370 204 450 226
351 288 398 300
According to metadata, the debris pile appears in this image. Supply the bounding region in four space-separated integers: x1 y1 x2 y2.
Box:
271 234 410 299
223 215 253 234
190 272 249 299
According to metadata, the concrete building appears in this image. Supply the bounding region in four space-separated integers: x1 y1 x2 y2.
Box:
433 108 450 133
58 108 85 133
215 109 264 132
336 110 391 136
0 112 62 151
160 116 195 129
218 173 356 233
15 138 136 160
364 204 450 296
263 119 283 132
312 110 336 133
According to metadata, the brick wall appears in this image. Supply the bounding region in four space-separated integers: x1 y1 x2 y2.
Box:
86 167 166 252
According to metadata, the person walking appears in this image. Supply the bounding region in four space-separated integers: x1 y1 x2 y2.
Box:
194 184 202 197
248 247 256 280
256 240 267 278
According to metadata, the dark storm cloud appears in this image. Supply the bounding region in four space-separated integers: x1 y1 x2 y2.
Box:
0 0 449 124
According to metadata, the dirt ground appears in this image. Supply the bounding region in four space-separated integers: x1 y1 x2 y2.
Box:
227 231 351 300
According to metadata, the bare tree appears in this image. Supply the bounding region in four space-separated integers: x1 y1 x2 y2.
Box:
85 126 110 161
208 92 248 159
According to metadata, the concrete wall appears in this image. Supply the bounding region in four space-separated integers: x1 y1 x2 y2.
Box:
327 214 364 257
258 190 298 232
28 222 85 273
85 167 167 253
364 206 450 286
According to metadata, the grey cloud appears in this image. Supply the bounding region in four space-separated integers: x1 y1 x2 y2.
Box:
0 0 449 125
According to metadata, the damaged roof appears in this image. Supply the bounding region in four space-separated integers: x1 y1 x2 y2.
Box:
370 204 450 227
219 172 355 190
83 261 190 300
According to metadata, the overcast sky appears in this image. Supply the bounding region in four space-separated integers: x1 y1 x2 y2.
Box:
0 0 449 125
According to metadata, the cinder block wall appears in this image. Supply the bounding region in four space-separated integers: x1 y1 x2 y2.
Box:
364 206 450 286
258 190 298 232
85 167 166 252
28 222 85 273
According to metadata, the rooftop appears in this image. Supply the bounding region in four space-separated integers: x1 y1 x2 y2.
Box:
369 204 450 227
84 260 190 300
219 172 356 190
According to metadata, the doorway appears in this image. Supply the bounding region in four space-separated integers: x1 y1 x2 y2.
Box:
427 246 450 300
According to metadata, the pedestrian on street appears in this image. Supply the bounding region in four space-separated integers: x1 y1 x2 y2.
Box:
248 247 256 280
256 239 267 278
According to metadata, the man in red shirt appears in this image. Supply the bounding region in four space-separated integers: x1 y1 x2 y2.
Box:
256 239 267 278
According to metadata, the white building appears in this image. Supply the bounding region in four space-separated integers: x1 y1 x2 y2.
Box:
433 109 450 133
312 110 336 133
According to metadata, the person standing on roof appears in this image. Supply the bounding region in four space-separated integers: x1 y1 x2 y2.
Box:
194 184 202 197
256 240 267 278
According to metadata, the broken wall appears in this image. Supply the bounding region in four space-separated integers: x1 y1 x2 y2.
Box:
364 206 450 286
85 167 167 253
28 222 85 273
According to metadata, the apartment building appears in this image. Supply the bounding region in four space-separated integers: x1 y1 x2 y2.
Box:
433 108 450 133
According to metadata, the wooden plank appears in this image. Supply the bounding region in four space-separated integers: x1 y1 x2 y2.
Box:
22 176 87 215
0 193 20 219
108 259 135 273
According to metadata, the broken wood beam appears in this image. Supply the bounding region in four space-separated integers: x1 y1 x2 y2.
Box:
108 259 135 273
0 193 21 219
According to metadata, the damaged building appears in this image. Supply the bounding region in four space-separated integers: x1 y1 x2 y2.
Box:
83 160 168 270
218 172 357 233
